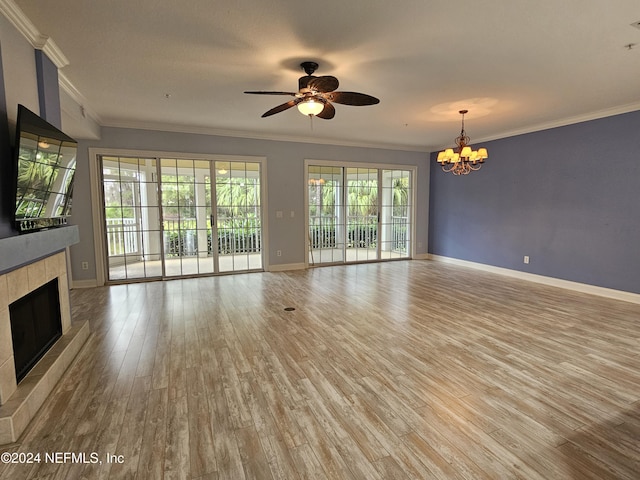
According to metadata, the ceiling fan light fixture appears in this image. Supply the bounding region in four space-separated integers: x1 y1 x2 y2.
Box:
297 98 324 116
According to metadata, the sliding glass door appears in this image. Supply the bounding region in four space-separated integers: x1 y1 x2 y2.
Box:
101 155 263 282
307 164 413 266
103 156 162 280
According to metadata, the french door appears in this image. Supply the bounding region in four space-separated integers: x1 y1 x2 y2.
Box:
307 163 413 265
101 155 263 282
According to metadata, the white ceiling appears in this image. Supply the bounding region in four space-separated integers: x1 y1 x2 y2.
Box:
10 0 640 150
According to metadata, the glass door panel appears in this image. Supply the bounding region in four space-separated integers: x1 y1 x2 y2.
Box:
215 161 262 273
196 166 214 275
308 166 344 265
102 156 162 281
380 170 411 259
346 167 379 262
160 158 213 277
193 160 218 274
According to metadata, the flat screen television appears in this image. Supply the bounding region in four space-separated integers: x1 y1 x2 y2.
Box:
13 105 77 233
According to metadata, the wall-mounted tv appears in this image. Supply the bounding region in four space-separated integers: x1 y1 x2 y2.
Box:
13 105 77 233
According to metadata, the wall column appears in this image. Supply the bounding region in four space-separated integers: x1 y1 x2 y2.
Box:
34 49 61 129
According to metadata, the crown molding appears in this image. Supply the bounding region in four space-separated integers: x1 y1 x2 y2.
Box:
428 101 640 152
0 0 68 68
58 71 101 123
40 36 69 69
99 119 428 152
90 101 640 153
0 0 46 47
479 101 640 144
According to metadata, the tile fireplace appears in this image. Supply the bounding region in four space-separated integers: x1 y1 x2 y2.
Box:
0 227 89 445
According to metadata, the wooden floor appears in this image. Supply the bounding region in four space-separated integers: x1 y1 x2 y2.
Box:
1 260 639 479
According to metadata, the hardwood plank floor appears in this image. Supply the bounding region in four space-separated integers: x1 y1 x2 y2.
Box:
1 260 639 479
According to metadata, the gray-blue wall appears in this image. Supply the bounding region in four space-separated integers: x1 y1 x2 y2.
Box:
429 110 640 294
0 21 59 240
0 36 15 238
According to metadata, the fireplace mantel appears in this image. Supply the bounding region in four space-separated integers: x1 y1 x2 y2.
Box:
0 226 79 275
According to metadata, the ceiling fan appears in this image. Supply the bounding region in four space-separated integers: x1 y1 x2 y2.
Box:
244 61 380 120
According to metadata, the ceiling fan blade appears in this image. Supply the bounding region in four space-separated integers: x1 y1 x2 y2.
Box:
325 91 380 106
298 75 316 90
316 101 335 120
261 98 302 117
308 76 339 93
244 91 297 96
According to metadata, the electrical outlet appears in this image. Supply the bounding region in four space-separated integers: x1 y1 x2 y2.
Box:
276 250 282 257
523 256 530 264
81 261 89 270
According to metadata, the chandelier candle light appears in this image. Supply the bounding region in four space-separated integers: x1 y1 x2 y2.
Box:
437 110 488 175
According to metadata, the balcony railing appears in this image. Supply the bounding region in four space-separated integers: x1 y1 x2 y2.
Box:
391 215 409 253
106 217 262 258
106 218 138 255
107 214 407 259
309 215 408 252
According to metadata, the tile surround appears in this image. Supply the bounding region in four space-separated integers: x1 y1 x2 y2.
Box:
0 250 89 444
0 309 11 365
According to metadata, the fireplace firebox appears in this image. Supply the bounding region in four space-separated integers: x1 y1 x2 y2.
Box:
9 279 63 382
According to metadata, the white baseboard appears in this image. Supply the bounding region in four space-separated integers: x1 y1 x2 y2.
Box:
427 254 640 305
71 279 99 289
413 253 430 260
267 263 307 272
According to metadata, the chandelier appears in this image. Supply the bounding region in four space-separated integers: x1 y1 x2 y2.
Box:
437 109 488 175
